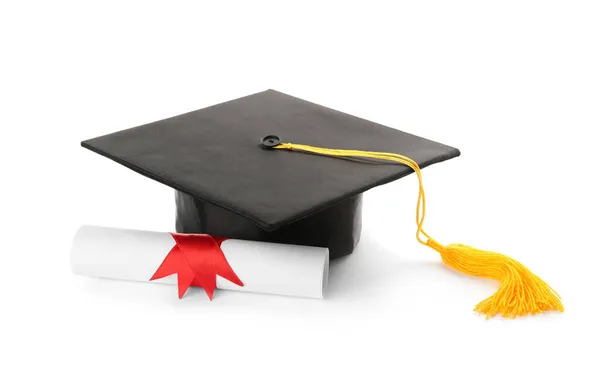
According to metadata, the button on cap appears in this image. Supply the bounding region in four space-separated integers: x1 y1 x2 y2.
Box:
260 135 282 149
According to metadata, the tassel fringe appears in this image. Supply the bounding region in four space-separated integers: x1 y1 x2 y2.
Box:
427 239 563 318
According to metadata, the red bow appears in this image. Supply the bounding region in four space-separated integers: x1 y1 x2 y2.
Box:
150 233 243 300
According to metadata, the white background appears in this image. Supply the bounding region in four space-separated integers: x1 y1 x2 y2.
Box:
1 1 599 389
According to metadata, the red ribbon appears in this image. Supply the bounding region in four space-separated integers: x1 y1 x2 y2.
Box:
150 233 243 300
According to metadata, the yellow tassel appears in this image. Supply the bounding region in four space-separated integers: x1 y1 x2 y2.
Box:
426 240 563 318
274 141 564 318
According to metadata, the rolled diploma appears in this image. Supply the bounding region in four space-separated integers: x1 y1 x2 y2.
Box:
71 225 329 299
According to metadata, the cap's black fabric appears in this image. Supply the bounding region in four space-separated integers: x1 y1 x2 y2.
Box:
82 89 460 233
175 191 362 259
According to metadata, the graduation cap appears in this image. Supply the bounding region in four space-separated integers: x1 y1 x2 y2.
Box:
82 89 563 318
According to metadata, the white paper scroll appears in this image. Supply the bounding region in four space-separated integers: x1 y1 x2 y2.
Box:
70 225 329 299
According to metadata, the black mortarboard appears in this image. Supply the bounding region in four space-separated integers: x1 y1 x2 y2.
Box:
82 89 564 318
82 90 459 259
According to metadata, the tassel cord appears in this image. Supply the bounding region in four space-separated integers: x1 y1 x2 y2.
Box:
275 143 432 245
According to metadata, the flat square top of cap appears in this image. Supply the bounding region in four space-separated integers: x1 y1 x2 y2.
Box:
82 90 460 231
